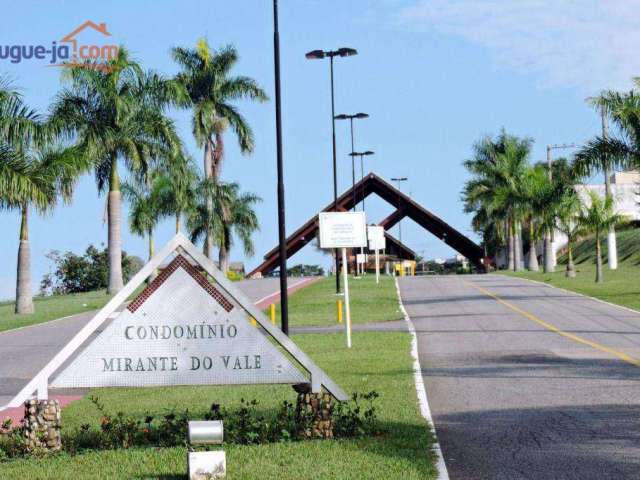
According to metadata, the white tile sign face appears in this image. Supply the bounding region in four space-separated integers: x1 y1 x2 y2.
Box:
318 212 367 249
367 226 386 250
52 255 306 388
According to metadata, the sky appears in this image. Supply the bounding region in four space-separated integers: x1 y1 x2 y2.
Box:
1 0 638 300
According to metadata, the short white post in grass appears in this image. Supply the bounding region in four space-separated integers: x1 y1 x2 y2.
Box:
375 248 380 284
188 420 225 479
342 247 352 348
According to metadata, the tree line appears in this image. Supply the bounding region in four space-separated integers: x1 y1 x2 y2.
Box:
463 83 640 283
0 39 266 314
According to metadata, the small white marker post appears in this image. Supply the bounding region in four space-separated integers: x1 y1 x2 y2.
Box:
341 247 352 348
375 248 380 284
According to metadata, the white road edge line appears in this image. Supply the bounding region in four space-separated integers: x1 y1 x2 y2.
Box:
395 278 449 480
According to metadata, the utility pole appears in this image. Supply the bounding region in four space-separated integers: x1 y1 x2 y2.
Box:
602 107 618 269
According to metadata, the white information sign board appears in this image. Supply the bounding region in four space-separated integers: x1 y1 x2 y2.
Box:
318 212 367 249
367 226 386 250
367 226 385 284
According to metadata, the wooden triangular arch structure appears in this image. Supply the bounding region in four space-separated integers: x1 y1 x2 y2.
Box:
5 234 347 409
248 172 486 277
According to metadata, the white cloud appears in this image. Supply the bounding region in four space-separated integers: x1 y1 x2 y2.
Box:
397 0 640 93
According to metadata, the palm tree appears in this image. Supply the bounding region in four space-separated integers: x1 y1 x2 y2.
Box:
154 150 199 233
0 81 85 314
576 191 626 283
187 179 261 273
575 90 640 270
51 48 182 293
122 174 163 262
556 192 583 278
187 178 235 259
172 39 267 257
462 130 531 270
217 183 261 273
0 145 83 313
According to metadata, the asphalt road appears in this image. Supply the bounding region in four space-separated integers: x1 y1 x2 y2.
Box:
0 277 292 408
398 274 640 480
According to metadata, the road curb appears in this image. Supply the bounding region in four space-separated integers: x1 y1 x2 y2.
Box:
395 278 450 480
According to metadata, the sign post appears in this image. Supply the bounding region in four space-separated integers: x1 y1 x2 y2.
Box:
318 212 367 347
341 247 352 347
367 226 386 285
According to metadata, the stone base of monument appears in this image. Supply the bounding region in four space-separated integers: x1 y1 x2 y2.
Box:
188 451 226 479
23 399 62 452
293 383 334 439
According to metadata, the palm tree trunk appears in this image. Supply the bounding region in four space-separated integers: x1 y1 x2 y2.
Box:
175 213 181 234
15 203 34 314
507 220 515 271
108 159 124 294
604 165 618 270
566 240 576 278
527 220 539 271
514 221 524 271
543 230 554 273
148 229 157 282
218 227 230 274
595 232 603 283
213 131 224 180
203 138 214 259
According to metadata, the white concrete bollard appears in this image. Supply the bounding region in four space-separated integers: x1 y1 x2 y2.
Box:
188 420 226 479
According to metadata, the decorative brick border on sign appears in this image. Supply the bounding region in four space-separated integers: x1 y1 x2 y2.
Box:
127 254 234 313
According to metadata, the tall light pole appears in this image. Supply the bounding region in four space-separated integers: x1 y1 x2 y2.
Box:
335 113 369 211
306 47 357 293
349 151 375 212
545 143 576 272
272 0 289 334
391 177 408 244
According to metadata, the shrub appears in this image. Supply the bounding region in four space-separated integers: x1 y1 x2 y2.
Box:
0 391 379 462
40 246 144 295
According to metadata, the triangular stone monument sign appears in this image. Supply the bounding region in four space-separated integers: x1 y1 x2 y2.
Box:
6 234 346 408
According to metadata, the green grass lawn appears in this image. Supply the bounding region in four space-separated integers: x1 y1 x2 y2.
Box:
279 274 403 328
0 274 400 334
0 290 114 333
502 227 640 311
1 277 437 480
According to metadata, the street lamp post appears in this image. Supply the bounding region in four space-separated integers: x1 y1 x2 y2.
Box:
349 151 375 213
272 0 289 335
349 151 374 275
306 47 357 293
335 113 369 211
390 177 408 244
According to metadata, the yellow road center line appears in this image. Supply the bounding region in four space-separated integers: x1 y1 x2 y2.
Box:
463 279 640 368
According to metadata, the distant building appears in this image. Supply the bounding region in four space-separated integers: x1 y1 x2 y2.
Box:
575 170 640 221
